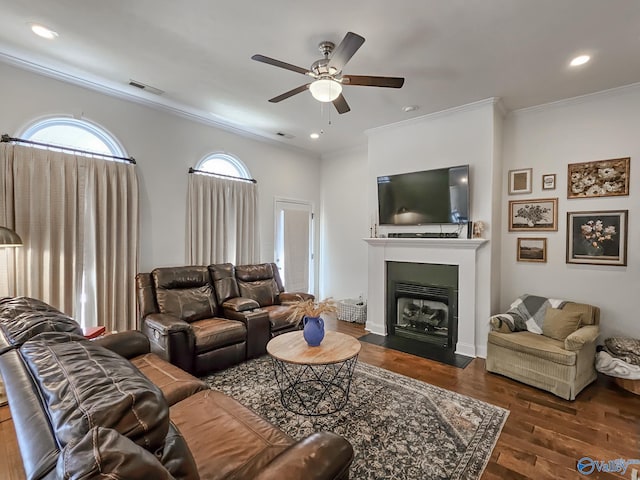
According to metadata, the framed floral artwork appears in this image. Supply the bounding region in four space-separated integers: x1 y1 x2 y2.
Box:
508 198 558 231
567 157 630 198
508 168 532 195
566 210 628 266
542 174 556 190
517 238 547 263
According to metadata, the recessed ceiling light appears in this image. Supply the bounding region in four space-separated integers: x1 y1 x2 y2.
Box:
570 55 590 67
310 133 320 140
402 105 419 113
30 23 58 40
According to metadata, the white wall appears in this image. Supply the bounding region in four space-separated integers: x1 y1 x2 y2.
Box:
502 85 640 340
366 99 501 356
0 63 321 278
319 145 369 300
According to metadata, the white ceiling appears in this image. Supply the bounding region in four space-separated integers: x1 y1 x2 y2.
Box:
1 0 639 155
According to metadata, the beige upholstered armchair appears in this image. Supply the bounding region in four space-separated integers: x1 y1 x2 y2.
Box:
486 298 600 400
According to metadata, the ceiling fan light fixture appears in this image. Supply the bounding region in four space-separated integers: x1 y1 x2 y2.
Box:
309 79 342 102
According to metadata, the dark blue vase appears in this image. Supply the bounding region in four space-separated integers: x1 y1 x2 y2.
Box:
303 316 325 347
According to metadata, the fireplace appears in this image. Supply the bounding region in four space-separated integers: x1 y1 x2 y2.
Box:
386 261 458 352
364 237 486 357
392 282 456 348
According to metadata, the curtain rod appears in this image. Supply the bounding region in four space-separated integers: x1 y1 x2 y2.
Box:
188 167 257 183
1 134 136 164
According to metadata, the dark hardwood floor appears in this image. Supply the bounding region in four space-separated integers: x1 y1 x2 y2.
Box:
1 318 638 480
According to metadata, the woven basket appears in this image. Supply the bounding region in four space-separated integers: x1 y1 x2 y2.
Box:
337 299 367 324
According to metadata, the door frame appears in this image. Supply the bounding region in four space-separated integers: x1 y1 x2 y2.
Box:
273 197 316 295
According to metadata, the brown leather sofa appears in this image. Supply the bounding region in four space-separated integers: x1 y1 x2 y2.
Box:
137 263 313 375
0 296 354 480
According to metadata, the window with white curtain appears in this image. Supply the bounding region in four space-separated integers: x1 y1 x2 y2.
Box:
187 152 258 265
7 117 138 330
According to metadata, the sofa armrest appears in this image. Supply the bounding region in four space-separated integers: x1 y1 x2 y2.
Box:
279 292 314 305
222 308 270 359
222 297 260 312
141 314 194 373
564 325 600 351
489 315 513 333
253 432 353 480
92 331 150 359
144 313 191 334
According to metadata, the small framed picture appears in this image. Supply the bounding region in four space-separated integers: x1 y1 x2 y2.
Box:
508 168 533 195
509 198 558 231
567 157 630 198
566 210 628 266
517 238 547 263
542 174 556 190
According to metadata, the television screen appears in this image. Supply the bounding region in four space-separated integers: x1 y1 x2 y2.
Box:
377 165 469 225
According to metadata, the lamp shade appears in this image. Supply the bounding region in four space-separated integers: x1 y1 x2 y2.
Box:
0 227 22 247
309 79 342 102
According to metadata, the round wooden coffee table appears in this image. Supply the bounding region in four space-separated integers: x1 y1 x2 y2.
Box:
266 331 361 416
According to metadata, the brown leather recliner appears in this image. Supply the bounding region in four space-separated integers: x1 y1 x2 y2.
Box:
136 266 248 375
217 262 314 337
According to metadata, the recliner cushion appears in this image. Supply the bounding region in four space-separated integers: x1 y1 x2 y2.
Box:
190 318 247 353
238 279 279 307
0 310 83 345
21 332 170 451
153 267 218 322
57 427 177 480
262 305 299 331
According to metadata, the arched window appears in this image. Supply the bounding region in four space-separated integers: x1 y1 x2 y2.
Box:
196 152 251 180
21 117 126 160
12 116 134 331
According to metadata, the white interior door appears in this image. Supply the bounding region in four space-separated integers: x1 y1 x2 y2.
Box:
274 199 313 294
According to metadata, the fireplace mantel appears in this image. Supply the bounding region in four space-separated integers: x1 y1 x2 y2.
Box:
364 237 487 249
364 237 488 357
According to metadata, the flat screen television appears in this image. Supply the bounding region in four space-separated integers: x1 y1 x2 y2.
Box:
377 165 469 225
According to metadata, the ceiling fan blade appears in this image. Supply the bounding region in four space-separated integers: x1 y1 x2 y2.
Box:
268 84 310 103
333 94 351 114
251 54 310 76
342 75 405 88
328 32 365 72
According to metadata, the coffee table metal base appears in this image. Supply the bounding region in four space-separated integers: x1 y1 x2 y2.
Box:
270 355 358 416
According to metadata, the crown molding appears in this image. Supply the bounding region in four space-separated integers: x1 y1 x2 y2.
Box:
0 51 314 157
510 82 640 116
365 97 502 136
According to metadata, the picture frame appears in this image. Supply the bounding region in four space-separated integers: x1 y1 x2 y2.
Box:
566 210 628 266
542 174 556 190
517 238 547 263
508 168 533 195
509 198 558 231
567 157 630 198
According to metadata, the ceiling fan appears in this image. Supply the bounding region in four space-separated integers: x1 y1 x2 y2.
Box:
251 32 405 114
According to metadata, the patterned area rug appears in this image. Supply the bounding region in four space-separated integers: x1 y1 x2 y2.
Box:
202 356 508 480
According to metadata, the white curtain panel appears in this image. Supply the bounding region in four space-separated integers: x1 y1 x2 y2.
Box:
187 174 259 265
0 143 139 331
82 159 139 331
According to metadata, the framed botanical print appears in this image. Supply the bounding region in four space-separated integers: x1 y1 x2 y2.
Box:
517 238 547 263
509 198 558 231
566 210 628 266
508 168 533 195
567 157 630 198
